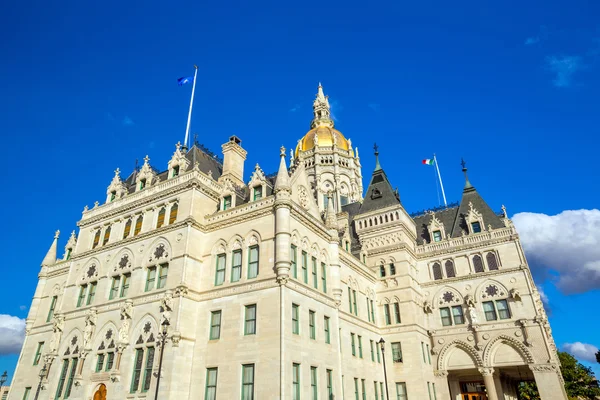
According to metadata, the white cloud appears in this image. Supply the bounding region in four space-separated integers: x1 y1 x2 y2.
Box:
513 209 600 294
525 37 540 45
562 342 599 363
0 314 26 355
123 116 135 126
545 55 584 88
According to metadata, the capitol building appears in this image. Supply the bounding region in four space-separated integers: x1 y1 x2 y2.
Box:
10 85 567 400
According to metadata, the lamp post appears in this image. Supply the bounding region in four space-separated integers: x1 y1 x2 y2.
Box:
154 319 170 400
0 371 7 393
34 364 47 400
378 338 390 400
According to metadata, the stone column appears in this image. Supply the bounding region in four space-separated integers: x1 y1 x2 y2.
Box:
448 378 461 400
493 373 504 400
479 368 498 400
530 365 568 400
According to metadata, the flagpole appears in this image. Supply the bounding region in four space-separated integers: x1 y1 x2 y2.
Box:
434 154 447 207
183 65 199 150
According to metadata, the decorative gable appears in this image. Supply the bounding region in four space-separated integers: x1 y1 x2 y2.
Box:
247 163 271 201
135 155 158 192
465 202 485 234
106 168 127 203
167 142 190 179
427 212 446 242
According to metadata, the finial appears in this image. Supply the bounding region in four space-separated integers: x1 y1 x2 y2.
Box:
176 141 181 150
280 146 286 157
374 143 381 171
143 155 150 164
318 82 322 87
54 230 60 239
501 205 507 218
461 158 473 189
114 168 120 177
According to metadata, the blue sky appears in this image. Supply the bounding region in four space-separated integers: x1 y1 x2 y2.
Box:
1 0 599 382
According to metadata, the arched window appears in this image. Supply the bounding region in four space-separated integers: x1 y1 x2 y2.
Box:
380 266 386 278
134 215 143 236
473 255 484 273
369 219 373 227
55 339 79 400
92 230 101 249
445 260 456 278
156 207 166 229
359 221 363 229
95 330 116 373
486 252 499 270
385 215 389 223
389 263 396 275
130 328 156 394
102 226 111 246
123 219 132 239
169 203 178 225
379 216 383 224
432 263 442 280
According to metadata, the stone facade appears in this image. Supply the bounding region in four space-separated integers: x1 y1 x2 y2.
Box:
9 85 567 400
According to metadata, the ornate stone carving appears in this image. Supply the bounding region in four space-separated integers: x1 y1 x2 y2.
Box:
464 294 476 308
160 291 174 326
174 285 189 297
49 314 65 353
509 288 522 302
433 370 448 378
118 300 133 345
171 331 181 347
468 304 479 325
529 364 558 372
298 186 309 209
82 308 98 351
423 301 433 314
478 367 494 376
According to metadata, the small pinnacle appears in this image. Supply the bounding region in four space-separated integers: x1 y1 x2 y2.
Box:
54 230 60 239
280 146 286 157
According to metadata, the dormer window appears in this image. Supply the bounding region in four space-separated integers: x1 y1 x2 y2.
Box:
66 248 72 260
139 179 147 190
223 196 232 211
389 263 396 275
471 221 482 233
432 230 442 242
340 195 349 206
253 186 262 201
380 266 386 278
110 191 116 202
172 165 180 178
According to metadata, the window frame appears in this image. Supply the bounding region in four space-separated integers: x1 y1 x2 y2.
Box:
247 245 259 279
324 316 330 344
241 364 255 400
291 245 297 279
309 310 316 340
292 303 300 335
231 249 242 282
205 367 218 400
391 342 403 363
244 304 257 335
215 253 226 286
210 310 222 340
145 267 157 292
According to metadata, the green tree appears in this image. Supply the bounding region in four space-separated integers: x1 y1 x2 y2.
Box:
518 352 600 400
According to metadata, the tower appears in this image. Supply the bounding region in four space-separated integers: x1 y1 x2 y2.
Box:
294 84 363 213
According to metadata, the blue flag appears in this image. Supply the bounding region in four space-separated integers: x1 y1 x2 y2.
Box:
178 76 194 86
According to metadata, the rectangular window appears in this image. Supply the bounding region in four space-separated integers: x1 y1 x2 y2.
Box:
22 387 31 400
145 267 157 292
352 290 358 316
421 342 426 363
427 382 432 400
248 245 259 279
327 369 333 399
377 343 381 363
471 221 482 233
396 382 407 400
370 340 375 362
370 300 375 323
142 347 155 392
134 216 143 236
96 354 105 372
102 226 111 245
321 262 327 293
139 179 146 190
496 299 511 319
210 310 222 340
244 304 257 335
121 273 131 297
291 245 297 279
109 276 120 300
432 382 437 400
292 363 300 400
302 251 308 284
483 301 497 321
106 352 115 371
55 359 69 398
172 165 180 177
324 316 330 344
452 306 465 324
123 219 132 239
47 295 57 322
253 185 262 201
292 304 300 335
351 333 356 356
223 195 232 210
361 379 367 400
440 307 453 326
33 342 44 366
394 303 401 323
157 264 168 289
241 364 255 400
380 383 384 400
426 344 431 364
354 378 359 400
205 368 218 400
433 230 442 242
358 335 363 358
391 342 403 363
64 358 78 398
232 249 242 282
215 254 226 286
309 310 316 340
384 304 391 325
311 257 318 289
86 282 97 305
348 287 353 314
77 285 87 307
130 348 144 393
374 382 379 400
311 366 318 400
366 298 371 322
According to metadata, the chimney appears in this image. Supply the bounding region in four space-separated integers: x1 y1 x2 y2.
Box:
219 135 247 186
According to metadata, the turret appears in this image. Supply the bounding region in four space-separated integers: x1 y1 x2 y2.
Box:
219 135 247 187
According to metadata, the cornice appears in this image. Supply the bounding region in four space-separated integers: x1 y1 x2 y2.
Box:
420 266 523 287
203 197 275 232
289 203 333 243
416 227 517 257
339 252 377 283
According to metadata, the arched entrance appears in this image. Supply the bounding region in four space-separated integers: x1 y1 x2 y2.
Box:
93 383 107 400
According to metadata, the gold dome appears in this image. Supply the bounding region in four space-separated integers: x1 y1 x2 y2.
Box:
296 126 350 156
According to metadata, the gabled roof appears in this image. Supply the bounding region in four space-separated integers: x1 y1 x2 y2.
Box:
358 168 401 214
341 202 362 258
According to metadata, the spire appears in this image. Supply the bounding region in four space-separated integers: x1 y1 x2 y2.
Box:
373 143 381 171
325 192 338 229
461 158 473 191
274 146 291 193
311 83 333 129
42 230 60 267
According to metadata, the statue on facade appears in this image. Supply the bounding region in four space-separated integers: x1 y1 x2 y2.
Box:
49 314 65 353
82 308 97 350
468 304 479 325
118 300 133 344
160 291 174 326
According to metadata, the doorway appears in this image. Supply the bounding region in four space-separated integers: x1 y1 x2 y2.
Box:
93 383 107 400
460 382 488 400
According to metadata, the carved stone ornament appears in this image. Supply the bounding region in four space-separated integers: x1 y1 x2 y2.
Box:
464 294 476 308
510 288 522 302
171 331 182 347
529 364 558 373
482 284 506 299
423 301 433 314
118 255 131 270
86 265 97 278
478 367 494 376
442 292 455 303
118 300 133 345
160 291 174 326
49 314 65 353
150 244 169 263
82 308 98 350
298 186 309 209
174 285 189 297
433 370 448 378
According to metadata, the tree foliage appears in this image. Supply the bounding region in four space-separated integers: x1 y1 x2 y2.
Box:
518 352 600 400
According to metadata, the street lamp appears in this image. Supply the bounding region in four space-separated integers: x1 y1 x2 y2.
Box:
378 338 390 400
34 364 47 400
154 319 170 400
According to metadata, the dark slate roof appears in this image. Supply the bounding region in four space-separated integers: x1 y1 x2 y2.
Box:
358 168 401 214
341 202 362 259
413 206 459 245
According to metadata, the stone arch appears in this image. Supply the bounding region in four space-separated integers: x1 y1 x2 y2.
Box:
92 383 107 400
228 234 244 251
131 314 158 345
211 239 228 255
301 237 310 251
92 321 119 351
244 230 262 247
320 249 330 264
144 236 172 266
483 335 534 366
437 340 483 371
111 247 135 275
310 243 320 258
80 257 101 283
432 286 464 308
392 295 400 303
291 231 301 246
60 327 83 356
52 284 62 296
475 279 509 302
